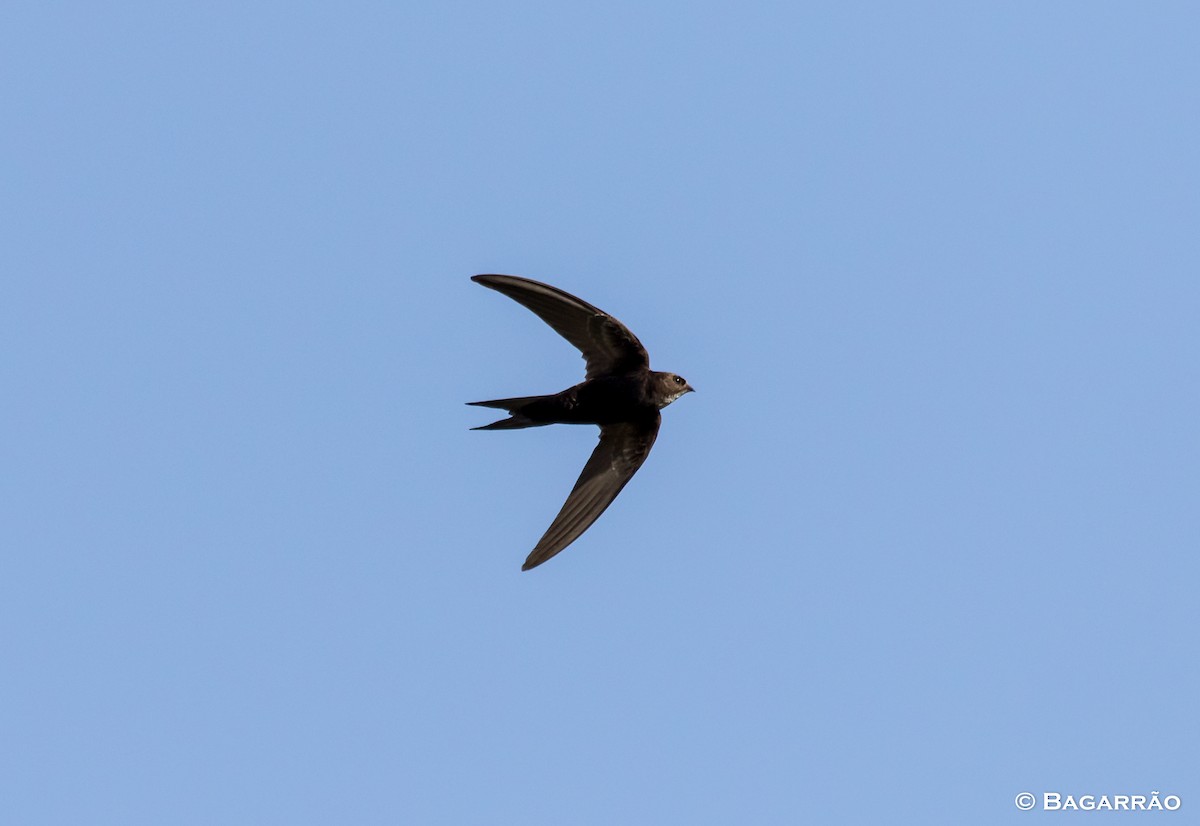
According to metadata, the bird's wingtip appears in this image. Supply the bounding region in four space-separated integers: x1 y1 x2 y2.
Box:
472 273 508 284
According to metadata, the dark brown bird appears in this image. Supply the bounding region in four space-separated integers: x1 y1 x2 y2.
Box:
469 274 693 571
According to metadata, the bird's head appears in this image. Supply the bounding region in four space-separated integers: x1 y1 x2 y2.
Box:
654 372 695 408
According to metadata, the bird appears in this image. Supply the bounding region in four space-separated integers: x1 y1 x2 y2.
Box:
469 274 693 571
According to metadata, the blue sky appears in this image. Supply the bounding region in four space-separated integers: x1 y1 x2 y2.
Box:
2 2 1197 823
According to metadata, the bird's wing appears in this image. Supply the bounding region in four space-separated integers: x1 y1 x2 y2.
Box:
522 416 661 570
472 274 650 378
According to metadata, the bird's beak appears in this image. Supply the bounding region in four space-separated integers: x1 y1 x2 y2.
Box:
685 383 695 394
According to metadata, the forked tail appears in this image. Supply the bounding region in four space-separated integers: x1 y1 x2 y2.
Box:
467 395 551 430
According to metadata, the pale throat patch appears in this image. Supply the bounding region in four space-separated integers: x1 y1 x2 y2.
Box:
660 389 689 408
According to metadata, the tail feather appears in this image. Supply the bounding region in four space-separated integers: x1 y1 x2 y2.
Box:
467 395 550 430
467 395 546 411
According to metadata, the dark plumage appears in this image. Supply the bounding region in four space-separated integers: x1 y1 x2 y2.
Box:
469 274 693 570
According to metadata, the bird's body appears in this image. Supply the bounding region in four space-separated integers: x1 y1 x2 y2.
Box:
471 372 685 428
469 274 693 571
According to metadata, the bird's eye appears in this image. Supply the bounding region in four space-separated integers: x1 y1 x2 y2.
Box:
674 376 684 385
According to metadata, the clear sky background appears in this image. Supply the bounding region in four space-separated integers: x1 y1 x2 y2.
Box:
2 3 1197 824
